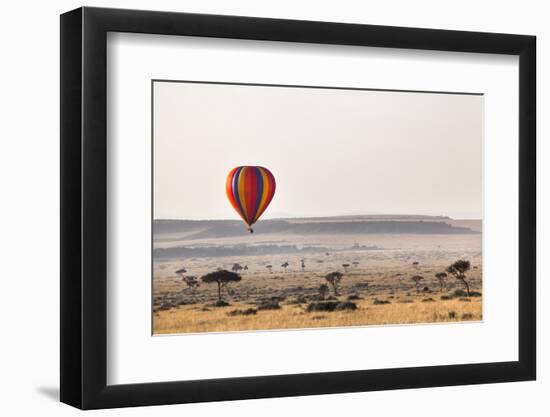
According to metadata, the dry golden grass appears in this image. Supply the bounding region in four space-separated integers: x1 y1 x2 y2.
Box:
153 231 483 335
153 296 482 334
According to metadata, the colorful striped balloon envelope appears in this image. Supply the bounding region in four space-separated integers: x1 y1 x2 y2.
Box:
225 166 276 233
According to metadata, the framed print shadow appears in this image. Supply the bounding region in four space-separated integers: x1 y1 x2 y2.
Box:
60 6 536 410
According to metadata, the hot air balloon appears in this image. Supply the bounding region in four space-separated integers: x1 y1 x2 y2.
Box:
226 166 276 233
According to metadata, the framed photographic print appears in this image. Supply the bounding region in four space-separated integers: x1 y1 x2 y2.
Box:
60 6 536 409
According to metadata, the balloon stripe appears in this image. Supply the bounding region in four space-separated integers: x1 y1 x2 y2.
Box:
245 167 257 222
246 167 258 223
254 168 270 223
254 167 264 222
229 168 248 224
237 167 249 223
245 167 255 223
255 167 275 222
232 167 247 223
225 167 239 212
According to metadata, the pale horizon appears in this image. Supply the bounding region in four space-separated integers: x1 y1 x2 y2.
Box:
153 212 482 221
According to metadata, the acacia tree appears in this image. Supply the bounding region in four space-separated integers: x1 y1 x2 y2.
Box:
325 271 344 296
447 259 471 296
411 275 424 291
175 267 187 276
318 284 329 300
435 272 447 292
200 270 241 302
266 265 273 274
231 263 243 273
281 261 289 272
301 259 306 271
342 263 350 273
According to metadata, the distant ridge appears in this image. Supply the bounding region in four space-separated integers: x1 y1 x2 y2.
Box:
154 215 478 240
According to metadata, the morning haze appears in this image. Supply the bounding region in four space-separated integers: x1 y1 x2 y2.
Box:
153 81 482 220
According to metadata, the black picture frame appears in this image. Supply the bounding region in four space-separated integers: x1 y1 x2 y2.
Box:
60 6 536 410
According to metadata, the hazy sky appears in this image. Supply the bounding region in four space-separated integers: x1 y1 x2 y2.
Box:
153 81 483 220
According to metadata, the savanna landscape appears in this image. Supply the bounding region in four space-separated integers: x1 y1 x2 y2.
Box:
152 215 482 334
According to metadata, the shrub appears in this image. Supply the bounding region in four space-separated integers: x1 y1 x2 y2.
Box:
227 308 257 316
159 302 173 311
307 302 337 312
347 294 362 300
306 301 357 312
459 297 471 302
336 301 358 311
422 298 435 302
462 313 474 320
287 295 307 304
440 295 452 300
257 301 281 310
469 291 482 297
448 311 457 319
373 298 390 305
453 289 468 297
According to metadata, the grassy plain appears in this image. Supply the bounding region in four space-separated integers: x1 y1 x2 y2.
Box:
153 226 482 334
154 296 482 334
